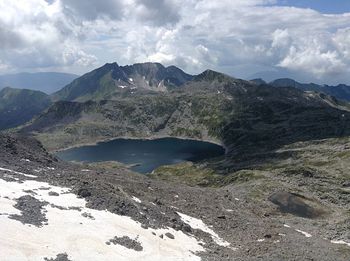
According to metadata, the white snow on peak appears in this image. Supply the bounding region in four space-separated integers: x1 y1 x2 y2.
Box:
177 212 230 247
118 85 127 89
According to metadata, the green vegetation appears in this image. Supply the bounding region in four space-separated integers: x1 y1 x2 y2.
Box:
150 162 265 187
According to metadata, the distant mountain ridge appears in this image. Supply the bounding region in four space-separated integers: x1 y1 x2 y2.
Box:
53 62 193 102
0 72 79 94
0 87 51 130
251 78 350 101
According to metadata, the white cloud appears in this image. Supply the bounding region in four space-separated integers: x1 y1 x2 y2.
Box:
0 0 350 84
0 0 97 72
278 46 346 76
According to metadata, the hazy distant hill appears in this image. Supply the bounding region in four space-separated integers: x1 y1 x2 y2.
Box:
251 78 350 102
0 87 51 130
0 72 78 94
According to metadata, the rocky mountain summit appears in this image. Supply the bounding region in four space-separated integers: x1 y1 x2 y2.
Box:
52 62 193 102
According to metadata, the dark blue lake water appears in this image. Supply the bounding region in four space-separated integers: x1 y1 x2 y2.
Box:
56 138 225 174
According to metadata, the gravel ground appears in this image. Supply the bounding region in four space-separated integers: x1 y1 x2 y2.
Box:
0 133 350 260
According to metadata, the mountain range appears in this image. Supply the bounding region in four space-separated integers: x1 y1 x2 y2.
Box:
0 62 348 141
16 64 350 161
252 78 350 102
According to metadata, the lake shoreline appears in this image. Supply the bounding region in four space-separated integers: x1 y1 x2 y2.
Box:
55 137 226 174
51 135 227 154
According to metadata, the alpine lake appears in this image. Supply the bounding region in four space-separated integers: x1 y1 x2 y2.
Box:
56 137 225 174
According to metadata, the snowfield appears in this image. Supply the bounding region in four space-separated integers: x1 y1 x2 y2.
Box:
0 169 205 261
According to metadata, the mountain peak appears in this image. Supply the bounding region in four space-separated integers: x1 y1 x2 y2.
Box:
103 62 119 67
195 69 234 83
53 62 194 101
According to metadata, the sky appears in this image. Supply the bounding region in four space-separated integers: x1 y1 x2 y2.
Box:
0 0 350 85
276 0 350 14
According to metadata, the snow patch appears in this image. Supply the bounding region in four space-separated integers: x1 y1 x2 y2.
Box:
331 240 350 247
132 196 141 203
177 212 230 247
0 173 204 260
295 229 312 238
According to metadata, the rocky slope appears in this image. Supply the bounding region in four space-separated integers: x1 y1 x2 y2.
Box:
0 87 52 130
1 131 350 260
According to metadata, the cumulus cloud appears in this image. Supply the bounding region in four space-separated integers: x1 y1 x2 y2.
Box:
0 0 350 84
0 0 97 72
